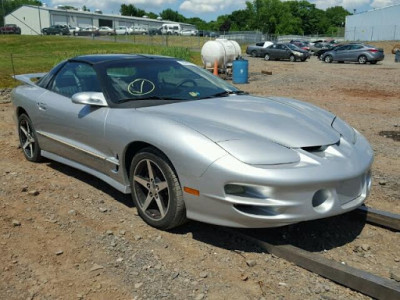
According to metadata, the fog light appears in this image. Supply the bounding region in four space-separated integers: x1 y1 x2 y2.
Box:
312 189 334 213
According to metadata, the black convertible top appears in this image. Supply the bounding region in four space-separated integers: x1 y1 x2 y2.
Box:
70 54 173 64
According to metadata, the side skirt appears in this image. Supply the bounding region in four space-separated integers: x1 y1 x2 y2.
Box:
41 150 131 194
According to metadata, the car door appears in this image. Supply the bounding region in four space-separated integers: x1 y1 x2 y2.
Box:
36 61 113 175
277 44 288 59
265 44 278 59
347 44 364 61
333 45 351 60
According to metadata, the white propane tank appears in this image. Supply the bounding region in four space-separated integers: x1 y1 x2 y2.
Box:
201 39 241 71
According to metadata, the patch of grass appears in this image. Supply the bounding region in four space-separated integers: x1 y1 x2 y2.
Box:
0 35 203 88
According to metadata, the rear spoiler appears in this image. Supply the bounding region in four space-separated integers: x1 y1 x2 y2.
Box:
13 73 47 86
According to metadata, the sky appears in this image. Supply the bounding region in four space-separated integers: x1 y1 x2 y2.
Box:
44 0 400 21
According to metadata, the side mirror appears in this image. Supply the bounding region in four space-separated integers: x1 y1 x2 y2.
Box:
71 92 108 107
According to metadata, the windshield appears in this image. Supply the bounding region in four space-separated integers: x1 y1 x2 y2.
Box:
286 44 300 51
99 59 239 103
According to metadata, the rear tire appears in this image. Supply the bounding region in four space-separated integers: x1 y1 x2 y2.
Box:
264 53 270 61
251 50 257 57
18 114 42 162
130 147 186 230
289 55 296 62
358 55 367 64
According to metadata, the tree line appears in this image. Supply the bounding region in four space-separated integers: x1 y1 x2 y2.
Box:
121 0 350 35
1 0 350 36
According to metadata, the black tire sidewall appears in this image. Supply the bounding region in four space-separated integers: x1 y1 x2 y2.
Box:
129 148 185 230
18 114 41 162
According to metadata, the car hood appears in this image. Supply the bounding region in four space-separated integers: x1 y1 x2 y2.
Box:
140 95 339 148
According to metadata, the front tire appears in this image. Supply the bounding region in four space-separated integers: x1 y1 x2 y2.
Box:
130 148 186 230
18 114 42 162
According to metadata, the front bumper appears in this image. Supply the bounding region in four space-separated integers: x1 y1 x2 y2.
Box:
182 131 373 228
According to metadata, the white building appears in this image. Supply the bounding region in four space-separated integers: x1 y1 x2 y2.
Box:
345 4 400 41
5 5 195 35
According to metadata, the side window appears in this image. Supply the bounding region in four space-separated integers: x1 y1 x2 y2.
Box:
49 62 100 98
337 45 350 51
256 43 263 46
351 44 363 50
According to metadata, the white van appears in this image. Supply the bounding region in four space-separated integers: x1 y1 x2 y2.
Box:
160 23 181 35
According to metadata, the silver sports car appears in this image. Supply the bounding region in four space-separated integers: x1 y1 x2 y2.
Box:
12 54 373 230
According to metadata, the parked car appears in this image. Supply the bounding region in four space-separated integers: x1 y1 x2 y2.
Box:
198 30 218 37
74 26 99 37
149 27 162 36
260 43 310 62
12 54 373 230
129 26 148 35
67 24 80 34
160 23 181 35
180 29 198 36
246 41 274 57
115 26 129 35
42 25 69 35
290 41 310 51
99 26 115 36
309 42 331 54
321 43 384 64
314 44 338 60
0 24 21 34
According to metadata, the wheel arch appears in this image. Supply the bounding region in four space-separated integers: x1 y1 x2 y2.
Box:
16 106 28 118
123 141 178 182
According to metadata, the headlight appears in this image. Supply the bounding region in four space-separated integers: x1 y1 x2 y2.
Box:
293 51 302 56
332 117 356 144
217 139 300 165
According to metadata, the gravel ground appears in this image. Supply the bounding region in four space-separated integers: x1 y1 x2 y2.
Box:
0 51 399 300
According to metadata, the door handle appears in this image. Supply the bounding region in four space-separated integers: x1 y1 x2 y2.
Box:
37 102 47 111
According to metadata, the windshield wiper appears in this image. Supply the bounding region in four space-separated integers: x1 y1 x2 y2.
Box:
118 96 182 103
201 90 248 99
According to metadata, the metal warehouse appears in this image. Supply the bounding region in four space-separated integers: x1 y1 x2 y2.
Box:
345 4 400 41
5 5 195 35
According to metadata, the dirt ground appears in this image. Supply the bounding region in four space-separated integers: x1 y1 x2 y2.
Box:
0 51 399 300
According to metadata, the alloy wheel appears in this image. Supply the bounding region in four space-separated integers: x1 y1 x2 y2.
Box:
133 159 170 221
19 118 36 159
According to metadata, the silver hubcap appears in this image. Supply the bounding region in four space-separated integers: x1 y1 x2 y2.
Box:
265 55 269 60
359 56 366 63
133 159 169 220
19 119 35 158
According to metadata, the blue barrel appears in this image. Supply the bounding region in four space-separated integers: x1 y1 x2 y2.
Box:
232 59 249 84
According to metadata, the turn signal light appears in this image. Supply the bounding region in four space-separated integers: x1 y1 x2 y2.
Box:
184 187 200 196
